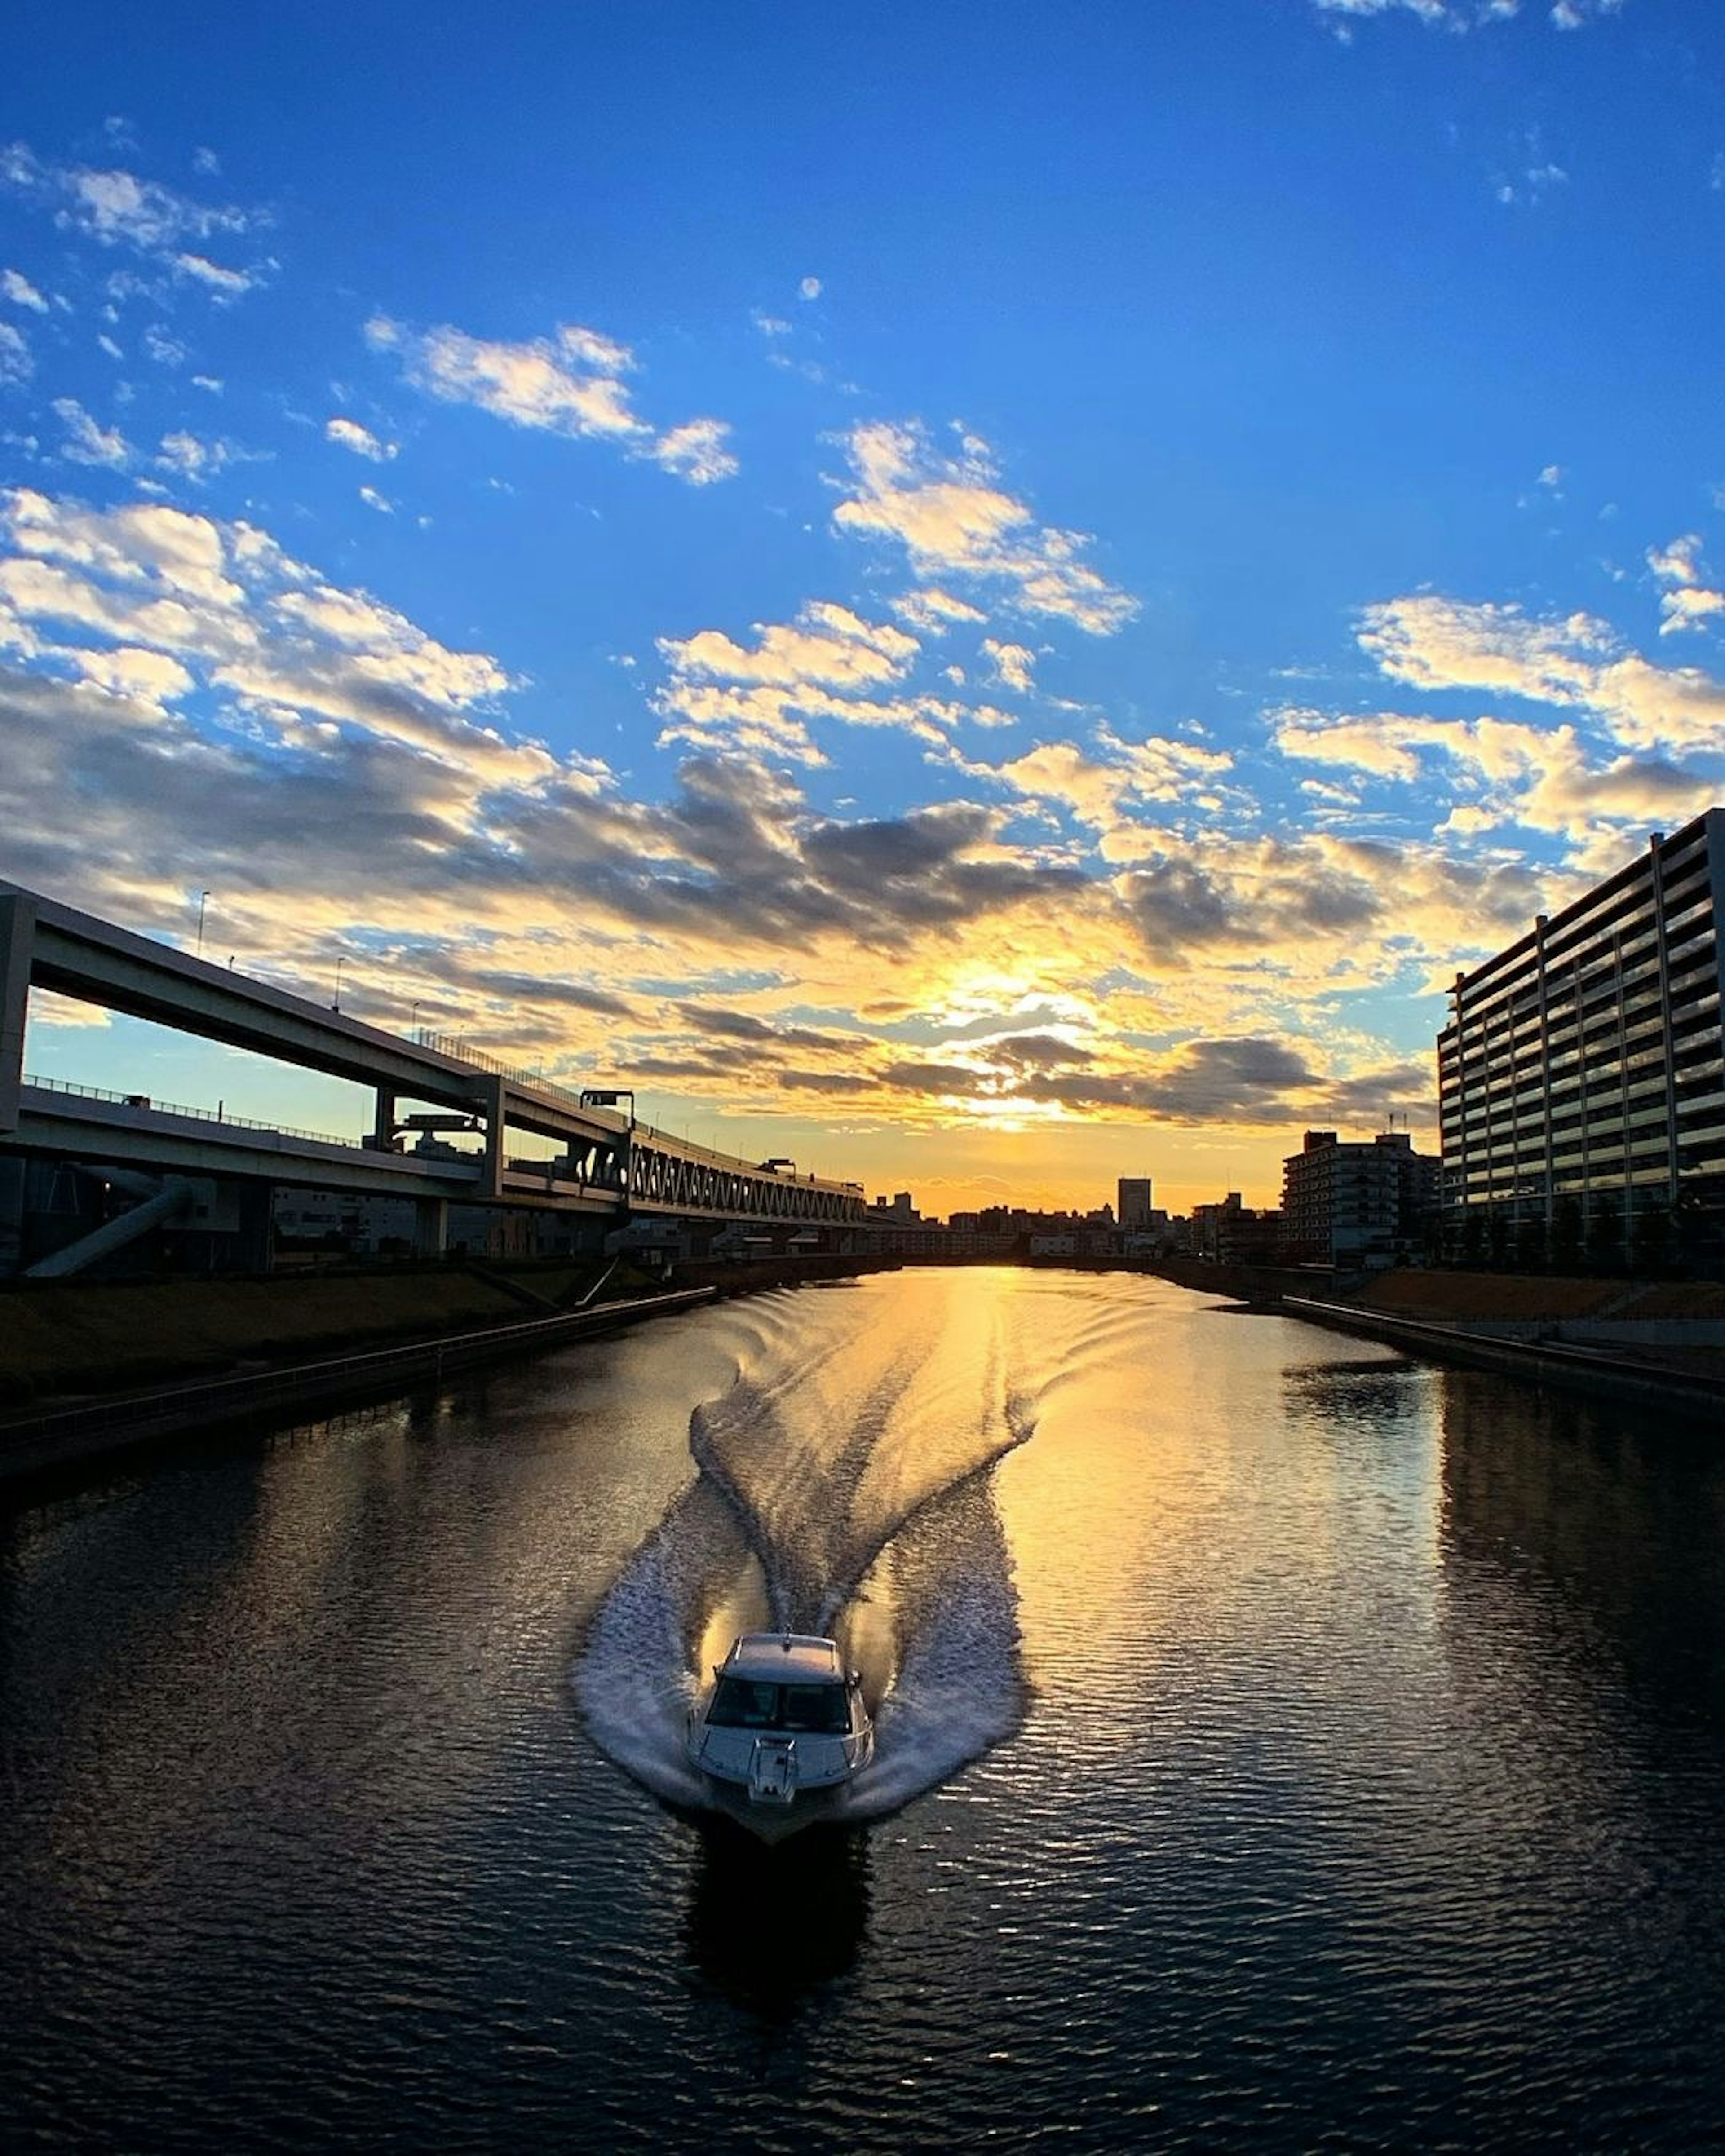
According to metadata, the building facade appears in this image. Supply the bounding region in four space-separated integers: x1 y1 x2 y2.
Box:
1282 1129 1437 1265
1438 810 1725 1259
1117 1177 1155 1232
1190 1192 1283 1264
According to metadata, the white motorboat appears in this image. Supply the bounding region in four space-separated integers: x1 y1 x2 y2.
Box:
687 1632 874 1824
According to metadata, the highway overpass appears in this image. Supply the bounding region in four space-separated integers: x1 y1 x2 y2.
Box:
0 882 867 1266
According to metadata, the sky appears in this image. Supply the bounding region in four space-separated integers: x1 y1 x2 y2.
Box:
4 0 1725 1217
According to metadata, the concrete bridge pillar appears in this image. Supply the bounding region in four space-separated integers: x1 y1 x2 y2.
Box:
413 1197 448 1258
478 1073 508 1200
0 892 35 1135
370 1087 397 1150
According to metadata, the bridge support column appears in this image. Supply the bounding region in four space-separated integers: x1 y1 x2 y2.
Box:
0 892 35 1135
478 1073 508 1200
413 1197 448 1258
370 1087 396 1150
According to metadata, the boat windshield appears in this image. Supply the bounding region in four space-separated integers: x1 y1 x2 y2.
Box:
706 1677 851 1734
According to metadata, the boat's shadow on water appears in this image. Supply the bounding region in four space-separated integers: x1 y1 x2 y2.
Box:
682 1816 871 2014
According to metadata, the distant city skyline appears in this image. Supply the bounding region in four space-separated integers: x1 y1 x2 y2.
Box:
4 2 1724 1215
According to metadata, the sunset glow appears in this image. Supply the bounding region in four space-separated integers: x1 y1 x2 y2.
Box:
4 1 1721 1213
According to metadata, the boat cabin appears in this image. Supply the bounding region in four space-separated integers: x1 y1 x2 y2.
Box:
706 1633 855 1736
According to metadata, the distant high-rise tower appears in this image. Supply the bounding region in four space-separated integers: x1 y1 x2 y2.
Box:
1118 1177 1154 1232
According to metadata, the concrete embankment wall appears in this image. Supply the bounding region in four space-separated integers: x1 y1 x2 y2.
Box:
1150 1258 1353 1305
0 1251 895 1486
1145 1260 1725 1422
0 1286 719 1484
1326 1312 1725 1347
1280 1295 1725 1424
0 1260 602 1405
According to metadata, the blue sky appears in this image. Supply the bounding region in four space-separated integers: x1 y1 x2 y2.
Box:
4 0 1724 1213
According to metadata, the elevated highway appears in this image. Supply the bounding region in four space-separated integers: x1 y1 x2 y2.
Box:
0 883 867 1250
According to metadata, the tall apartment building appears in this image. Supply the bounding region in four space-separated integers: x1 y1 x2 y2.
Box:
1438 809 1725 1255
1117 1177 1155 1231
1282 1129 1438 1264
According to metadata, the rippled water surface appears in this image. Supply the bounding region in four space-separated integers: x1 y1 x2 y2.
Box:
4 1269 1724 2149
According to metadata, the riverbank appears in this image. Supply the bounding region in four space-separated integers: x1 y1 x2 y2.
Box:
0 1252 899 1486
0 1256 631 1410
1165 1260 1725 1424
0 1286 721 1484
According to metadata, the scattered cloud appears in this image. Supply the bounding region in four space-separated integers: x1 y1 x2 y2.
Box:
172 251 263 300
893 588 987 633
1646 533 1725 636
0 485 552 798
1357 588 1725 757
1359 593 1610 704
1 142 267 297
325 415 399 463
0 76 1690 1189
1551 0 1624 25
982 637 1036 694
833 420 1137 635
950 727 1235 852
52 397 130 467
0 484 1541 1153
1273 705 1706 844
662 603 919 694
651 416 738 486
367 313 737 485
2 268 48 313
156 430 240 481
650 592 1044 764
0 321 30 387
1310 0 1624 25
1496 159 1568 207
143 324 186 367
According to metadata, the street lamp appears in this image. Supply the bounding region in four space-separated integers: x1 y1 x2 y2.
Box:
332 955 347 1011
195 890 210 960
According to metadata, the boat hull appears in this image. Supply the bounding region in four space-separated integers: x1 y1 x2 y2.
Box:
698 1774 854 1843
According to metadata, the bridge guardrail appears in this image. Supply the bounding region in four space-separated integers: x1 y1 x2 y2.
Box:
24 1073 361 1150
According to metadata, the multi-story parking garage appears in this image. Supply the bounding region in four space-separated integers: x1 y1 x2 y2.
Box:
1438 808 1725 1263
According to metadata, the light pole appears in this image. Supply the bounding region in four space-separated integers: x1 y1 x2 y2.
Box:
332 955 347 1012
195 890 210 960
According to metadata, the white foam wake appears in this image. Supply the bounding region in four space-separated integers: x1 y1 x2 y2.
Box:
572 1275 1035 1829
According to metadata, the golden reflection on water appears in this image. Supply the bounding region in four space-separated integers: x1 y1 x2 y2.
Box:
994 1273 1448 1776
8 1267 1725 2151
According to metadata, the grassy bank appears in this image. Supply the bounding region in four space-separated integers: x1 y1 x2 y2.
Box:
0 1259 633 1408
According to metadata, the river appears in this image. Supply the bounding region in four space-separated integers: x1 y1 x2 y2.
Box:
3 1268 1722 2149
